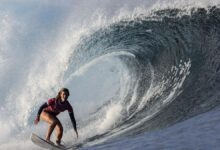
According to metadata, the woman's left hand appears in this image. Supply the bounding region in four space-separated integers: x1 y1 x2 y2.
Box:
76 131 79 138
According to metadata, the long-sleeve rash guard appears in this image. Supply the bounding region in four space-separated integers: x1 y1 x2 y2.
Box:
37 98 77 131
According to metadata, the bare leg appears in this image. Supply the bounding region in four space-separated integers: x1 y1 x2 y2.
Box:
55 122 63 145
40 111 61 142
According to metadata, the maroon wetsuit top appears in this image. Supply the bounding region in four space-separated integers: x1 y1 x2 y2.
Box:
43 98 73 116
37 98 77 132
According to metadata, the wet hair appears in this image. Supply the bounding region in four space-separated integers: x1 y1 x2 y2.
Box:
56 88 70 100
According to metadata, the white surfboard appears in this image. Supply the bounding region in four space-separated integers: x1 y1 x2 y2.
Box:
31 133 72 150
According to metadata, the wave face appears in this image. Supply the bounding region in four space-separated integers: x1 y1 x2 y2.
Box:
1 1 220 149
68 7 220 140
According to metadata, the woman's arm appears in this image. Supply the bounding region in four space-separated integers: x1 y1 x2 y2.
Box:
69 112 78 138
34 102 48 124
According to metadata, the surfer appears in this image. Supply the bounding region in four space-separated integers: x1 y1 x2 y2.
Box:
34 88 78 146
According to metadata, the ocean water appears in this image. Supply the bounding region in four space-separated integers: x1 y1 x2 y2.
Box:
1 0 220 150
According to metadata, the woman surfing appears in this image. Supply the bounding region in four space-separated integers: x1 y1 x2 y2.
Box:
34 88 78 146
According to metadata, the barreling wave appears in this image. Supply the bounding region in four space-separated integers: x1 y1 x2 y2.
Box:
63 6 220 145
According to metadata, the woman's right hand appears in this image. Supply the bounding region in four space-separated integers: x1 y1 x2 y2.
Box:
34 116 40 125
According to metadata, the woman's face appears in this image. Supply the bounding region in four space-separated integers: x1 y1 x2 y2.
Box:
60 91 69 102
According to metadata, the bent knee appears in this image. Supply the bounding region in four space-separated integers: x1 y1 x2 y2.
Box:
40 111 60 125
56 122 63 130
51 119 60 126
